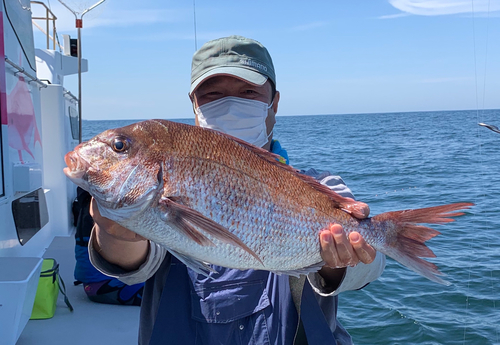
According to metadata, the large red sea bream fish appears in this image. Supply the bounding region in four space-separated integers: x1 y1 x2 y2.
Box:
64 119 473 284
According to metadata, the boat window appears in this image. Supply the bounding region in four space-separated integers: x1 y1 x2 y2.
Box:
69 106 79 140
4 0 37 73
12 188 49 245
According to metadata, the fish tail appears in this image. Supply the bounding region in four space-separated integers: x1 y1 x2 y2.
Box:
372 202 474 285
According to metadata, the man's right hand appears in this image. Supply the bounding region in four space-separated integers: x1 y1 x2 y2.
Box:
90 197 149 271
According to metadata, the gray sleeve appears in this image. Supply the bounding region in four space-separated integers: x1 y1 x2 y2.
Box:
88 230 168 285
300 168 355 199
300 168 386 295
308 252 386 296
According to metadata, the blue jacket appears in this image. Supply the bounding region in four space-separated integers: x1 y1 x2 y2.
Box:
143 143 351 345
145 254 351 345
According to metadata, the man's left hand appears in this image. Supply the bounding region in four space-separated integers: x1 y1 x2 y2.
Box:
319 224 376 268
320 200 375 268
316 224 378 292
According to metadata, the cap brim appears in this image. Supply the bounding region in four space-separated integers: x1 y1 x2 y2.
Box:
190 66 268 95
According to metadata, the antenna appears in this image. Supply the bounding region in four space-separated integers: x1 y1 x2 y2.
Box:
193 0 198 51
57 0 107 143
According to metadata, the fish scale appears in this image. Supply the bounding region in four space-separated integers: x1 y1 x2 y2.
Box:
64 119 473 283
168 157 326 268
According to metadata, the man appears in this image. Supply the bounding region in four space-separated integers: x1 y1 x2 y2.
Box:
89 35 385 344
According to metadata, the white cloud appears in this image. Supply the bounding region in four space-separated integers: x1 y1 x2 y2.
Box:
85 9 181 28
288 21 329 32
388 0 500 16
378 12 412 19
31 2 182 32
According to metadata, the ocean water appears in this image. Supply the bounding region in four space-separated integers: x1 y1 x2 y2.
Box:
83 109 500 345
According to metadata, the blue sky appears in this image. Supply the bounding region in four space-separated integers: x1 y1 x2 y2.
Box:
32 0 500 120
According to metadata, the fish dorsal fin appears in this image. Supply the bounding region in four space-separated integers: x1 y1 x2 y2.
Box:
158 197 263 264
214 130 287 165
218 131 369 218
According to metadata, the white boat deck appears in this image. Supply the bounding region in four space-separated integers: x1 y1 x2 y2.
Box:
16 235 140 345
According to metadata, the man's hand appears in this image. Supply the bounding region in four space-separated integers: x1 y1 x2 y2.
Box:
90 198 149 271
90 198 146 242
316 200 376 290
319 224 376 268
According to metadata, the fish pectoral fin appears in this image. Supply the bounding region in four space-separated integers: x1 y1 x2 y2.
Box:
158 198 215 246
166 195 191 205
158 197 263 264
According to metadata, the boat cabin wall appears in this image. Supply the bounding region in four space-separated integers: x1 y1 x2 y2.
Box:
40 85 80 241
0 2 79 257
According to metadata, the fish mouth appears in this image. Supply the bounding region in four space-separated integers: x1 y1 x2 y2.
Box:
63 150 87 182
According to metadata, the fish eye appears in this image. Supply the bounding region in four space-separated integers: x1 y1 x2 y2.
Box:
112 137 128 153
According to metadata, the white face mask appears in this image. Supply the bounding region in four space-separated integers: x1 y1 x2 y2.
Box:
195 96 273 148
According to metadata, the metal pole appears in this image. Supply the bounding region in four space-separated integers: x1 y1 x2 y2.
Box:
78 25 82 143
46 8 49 49
58 0 107 143
52 18 56 50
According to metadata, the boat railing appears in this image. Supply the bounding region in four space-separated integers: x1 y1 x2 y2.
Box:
64 89 78 103
30 1 62 51
4 56 47 88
